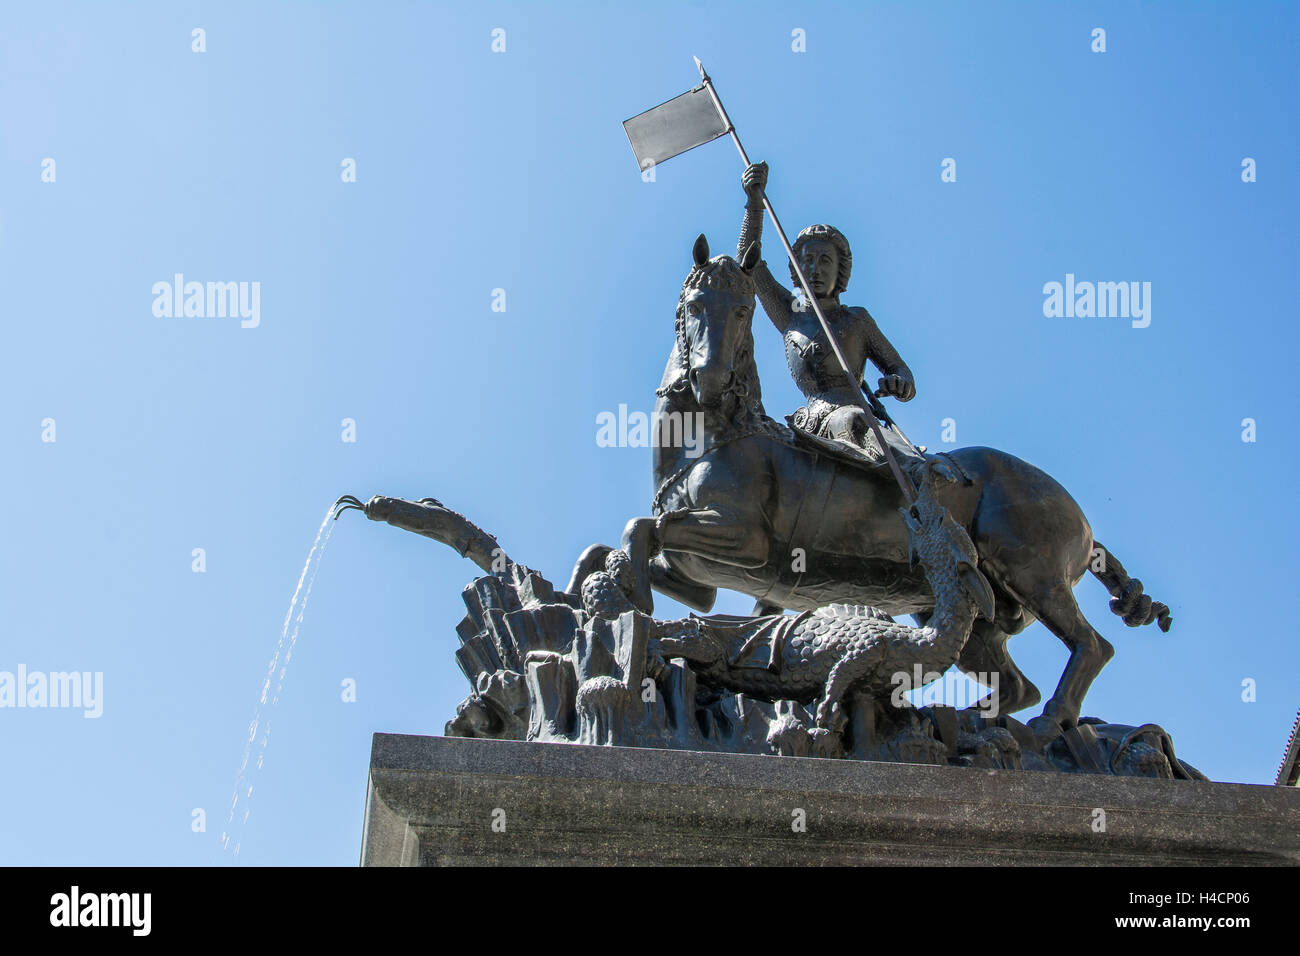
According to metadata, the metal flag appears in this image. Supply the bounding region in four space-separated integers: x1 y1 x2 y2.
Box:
622 85 730 171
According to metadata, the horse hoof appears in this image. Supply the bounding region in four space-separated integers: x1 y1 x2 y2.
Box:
630 588 654 616
1027 713 1065 742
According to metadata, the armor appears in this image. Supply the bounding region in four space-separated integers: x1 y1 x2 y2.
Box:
737 197 924 475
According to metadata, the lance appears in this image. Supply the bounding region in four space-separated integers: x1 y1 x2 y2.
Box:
862 383 918 451
690 57 916 501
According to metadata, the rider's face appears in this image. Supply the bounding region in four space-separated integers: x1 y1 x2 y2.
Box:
797 239 838 297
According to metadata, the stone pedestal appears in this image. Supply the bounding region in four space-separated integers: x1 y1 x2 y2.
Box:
361 733 1300 866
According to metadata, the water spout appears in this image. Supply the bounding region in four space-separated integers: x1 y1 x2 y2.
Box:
222 503 337 858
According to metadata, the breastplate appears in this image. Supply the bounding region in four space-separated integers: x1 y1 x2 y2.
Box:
784 316 856 395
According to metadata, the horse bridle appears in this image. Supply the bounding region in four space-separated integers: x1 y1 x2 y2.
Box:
659 299 750 403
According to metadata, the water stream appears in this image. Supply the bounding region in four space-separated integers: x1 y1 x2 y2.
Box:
222 503 337 857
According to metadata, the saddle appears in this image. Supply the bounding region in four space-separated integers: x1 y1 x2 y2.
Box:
783 416 970 485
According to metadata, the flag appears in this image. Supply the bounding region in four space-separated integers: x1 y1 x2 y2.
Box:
622 85 728 171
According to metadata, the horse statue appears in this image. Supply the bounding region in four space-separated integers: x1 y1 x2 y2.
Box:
567 234 1172 741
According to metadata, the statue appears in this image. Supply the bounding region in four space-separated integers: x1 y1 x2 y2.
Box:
336 236 1185 768
737 161 924 479
586 235 1168 741
334 62 1197 780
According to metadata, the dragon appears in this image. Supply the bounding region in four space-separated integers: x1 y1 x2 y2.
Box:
335 463 1208 776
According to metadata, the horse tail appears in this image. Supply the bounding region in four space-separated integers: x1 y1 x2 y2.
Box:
1088 541 1172 632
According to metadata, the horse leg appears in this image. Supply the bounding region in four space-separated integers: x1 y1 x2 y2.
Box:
650 554 717 613
955 618 1041 717
566 539 718 612
621 517 660 614
954 449 1099 734
565 544 614 596
622 508 769 615
654 507 770 568
1021 585 1114 738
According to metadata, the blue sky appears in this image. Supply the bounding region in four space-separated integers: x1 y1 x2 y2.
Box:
1 1 1296 865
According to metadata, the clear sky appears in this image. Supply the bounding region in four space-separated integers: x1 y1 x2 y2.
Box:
1 1 1296 865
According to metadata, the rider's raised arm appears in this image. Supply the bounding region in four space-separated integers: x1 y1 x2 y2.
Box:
737 162 767 259
737 163 798 334
857 307 917 401
753 261 798 335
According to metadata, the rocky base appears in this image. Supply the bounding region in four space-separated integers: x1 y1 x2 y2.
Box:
443 564 1205 780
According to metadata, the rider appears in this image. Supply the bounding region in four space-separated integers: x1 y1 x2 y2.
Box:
738 161 927 479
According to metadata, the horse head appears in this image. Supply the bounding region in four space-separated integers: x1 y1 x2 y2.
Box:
665 234 764 416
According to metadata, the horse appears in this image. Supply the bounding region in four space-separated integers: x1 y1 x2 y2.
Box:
569 234 1171 739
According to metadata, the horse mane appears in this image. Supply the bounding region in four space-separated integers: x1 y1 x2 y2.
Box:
658 256 767 428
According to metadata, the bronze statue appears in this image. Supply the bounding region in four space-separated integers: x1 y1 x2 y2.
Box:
737 161 924 477
335 62 1187 769
332 487 1199 777
323 61 1214 792
339 234 1175 751
595 235 1169 741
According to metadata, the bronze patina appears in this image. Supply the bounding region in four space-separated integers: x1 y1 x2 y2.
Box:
335 62 1188 776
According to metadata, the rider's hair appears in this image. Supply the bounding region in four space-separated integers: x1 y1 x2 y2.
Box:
790 224 852 296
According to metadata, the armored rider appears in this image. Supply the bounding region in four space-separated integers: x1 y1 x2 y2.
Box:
737 161 927 478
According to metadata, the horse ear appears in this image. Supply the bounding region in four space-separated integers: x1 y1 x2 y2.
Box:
693 234 709 267
740 241 761 272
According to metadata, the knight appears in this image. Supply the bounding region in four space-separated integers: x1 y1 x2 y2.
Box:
737 161 927 478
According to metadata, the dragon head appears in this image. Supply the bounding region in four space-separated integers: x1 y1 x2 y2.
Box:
900 465 995 621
